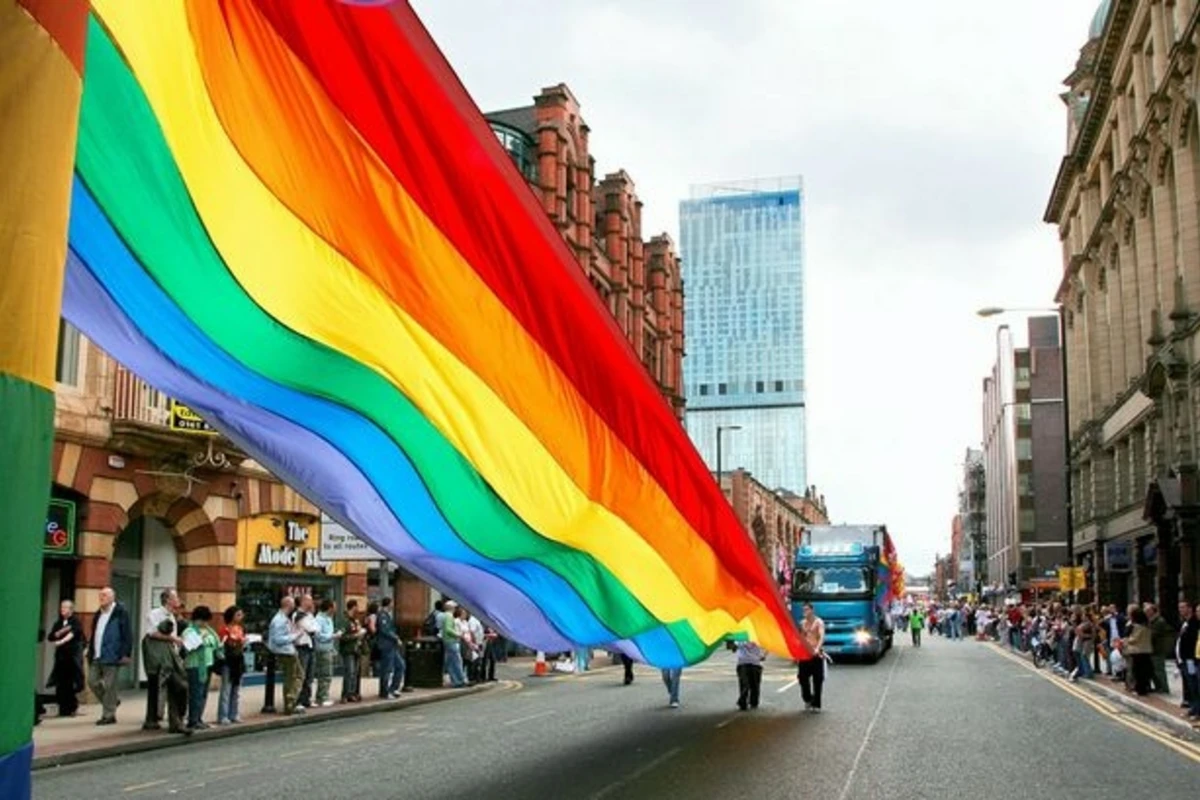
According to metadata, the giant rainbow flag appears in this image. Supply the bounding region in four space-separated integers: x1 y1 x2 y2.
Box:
56 0 809 672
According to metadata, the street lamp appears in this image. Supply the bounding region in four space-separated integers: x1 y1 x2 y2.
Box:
715 424 742 495
977 305 1075 599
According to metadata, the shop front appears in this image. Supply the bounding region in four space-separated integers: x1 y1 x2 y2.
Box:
37 492 81 699
235 513 347 679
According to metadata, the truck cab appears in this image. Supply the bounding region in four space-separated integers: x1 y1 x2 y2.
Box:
791 526 894 662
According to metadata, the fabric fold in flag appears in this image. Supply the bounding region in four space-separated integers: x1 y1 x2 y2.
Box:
66 0 807 665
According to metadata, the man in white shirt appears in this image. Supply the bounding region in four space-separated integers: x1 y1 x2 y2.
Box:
142 588 184 731
294 595 320 709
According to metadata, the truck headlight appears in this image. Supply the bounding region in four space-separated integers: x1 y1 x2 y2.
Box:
853 630 873 645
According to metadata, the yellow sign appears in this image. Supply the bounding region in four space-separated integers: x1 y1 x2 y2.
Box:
169 400 217 435
236 514 346 577
1057 566 1087 591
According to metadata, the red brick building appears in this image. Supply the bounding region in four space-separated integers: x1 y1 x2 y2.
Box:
719 469 829 584
486 84 685 418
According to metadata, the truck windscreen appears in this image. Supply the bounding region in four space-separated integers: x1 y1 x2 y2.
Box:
792 566 872 597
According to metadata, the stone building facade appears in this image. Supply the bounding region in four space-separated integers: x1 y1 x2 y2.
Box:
1045 0 1200 611
44 324 368 691
486 84 686 418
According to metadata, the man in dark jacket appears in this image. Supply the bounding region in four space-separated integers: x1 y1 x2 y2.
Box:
1177 600 1199 715
88 586 132 724
1146 603 1176 694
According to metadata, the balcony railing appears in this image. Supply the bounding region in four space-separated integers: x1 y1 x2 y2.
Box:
112 365 170 427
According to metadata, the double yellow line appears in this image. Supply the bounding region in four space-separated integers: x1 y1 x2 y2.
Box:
990 643 1200 764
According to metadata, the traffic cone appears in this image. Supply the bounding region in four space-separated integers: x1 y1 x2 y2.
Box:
533 650 548 676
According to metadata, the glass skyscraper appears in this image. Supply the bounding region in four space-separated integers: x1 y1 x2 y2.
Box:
681 177 807 492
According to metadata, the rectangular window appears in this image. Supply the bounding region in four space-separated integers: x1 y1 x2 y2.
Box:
774 380 784 392
718 383 727 395
56 320 81 387
1014 403 1032 421
755 381 764 393
1014 367 1031 388
699 384 709 396
1019 509 1036 533
1015 438 1033 460
1017 473 1033 496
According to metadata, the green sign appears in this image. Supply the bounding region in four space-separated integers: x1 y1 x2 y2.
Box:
46 498 77 557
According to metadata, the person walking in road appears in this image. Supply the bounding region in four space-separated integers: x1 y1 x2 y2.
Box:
661 666 683 708
735 640 766 711
910 607 925 647
216 606 246 724
88 586 132 725
620 653 635 685
141 589 183 731
268 596 305 715
47 600 84 718
182 605 219 730
797 603 826 712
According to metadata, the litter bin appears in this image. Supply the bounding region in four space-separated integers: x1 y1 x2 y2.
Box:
405 637 445 688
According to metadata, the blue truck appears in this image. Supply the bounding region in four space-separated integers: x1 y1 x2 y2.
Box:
791 524 894 663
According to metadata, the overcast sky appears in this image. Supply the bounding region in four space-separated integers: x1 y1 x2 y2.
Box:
411 0 1101 576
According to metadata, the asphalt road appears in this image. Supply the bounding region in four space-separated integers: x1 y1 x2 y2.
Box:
33 634 1200 799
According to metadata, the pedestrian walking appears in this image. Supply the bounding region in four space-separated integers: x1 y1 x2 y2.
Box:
797 602 826 712
87 586 132 725
182 605 219 729
620 653 635 685
735 640 766 711
314 599 340 706
217 606 246 724
267 596 305 715
910 607 925 647
661 667 682 708
47 600 84 718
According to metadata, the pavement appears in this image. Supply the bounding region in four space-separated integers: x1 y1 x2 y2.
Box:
32 669 510 768
32 634 1200 799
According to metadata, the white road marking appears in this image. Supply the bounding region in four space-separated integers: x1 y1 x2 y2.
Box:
836 648 903 800
589 747 682 799
776 678 798 693
715 715 740 728
206 763 248 773
280 749 312 759
123 780 168 793
503 709 557 726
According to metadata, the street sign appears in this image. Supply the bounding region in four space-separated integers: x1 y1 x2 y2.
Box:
168 400 217 435
1057 566 1087 591
1105 540 1132 571
318 515 383 561
45 498 76 557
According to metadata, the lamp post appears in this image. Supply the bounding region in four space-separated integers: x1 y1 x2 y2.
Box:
715 424 742 496
978 305 1075 600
